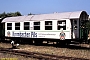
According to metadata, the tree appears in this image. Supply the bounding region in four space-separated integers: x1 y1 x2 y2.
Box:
15 11 22 16
0 12 7 18
28 13 35 15
0 11 22 18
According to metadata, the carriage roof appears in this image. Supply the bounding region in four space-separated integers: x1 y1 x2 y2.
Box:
1 11 88 22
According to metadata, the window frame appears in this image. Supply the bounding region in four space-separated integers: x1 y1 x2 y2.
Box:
24 22 30 30
15 22 20 30
7 23 12 30
34 22 40 30
57 20 66 30
45 21 52 30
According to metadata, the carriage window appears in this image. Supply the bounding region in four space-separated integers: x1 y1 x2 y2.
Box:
74 20 77 30
34 22 40 30
7 23 12 30
74 20 77 25
57 20 66 30
24 22 30 30
45 21 52 30
15 23 20 30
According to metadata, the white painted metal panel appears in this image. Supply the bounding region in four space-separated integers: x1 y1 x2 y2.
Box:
5 30 71 39
5 19 72 39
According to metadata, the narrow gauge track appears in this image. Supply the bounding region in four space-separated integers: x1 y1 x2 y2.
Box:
0 48 89 60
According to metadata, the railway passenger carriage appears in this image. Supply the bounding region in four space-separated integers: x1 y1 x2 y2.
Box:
1 11 89 44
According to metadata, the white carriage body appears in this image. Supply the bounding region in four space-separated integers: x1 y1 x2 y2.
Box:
4 19 71 39
2 11 89 40
4 19 80 39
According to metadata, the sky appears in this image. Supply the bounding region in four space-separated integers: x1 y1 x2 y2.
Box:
0 0 90 15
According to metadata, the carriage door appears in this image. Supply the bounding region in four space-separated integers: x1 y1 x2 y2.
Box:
74 20 78 39
79 11 89 40
71 20 79 39
80 20 88 40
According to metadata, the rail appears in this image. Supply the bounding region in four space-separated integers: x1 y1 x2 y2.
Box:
0 48 89 60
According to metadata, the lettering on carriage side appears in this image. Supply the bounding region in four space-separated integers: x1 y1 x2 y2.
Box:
12 32 30 37
12 32 37 38
59 30 66 40
31 32 37 38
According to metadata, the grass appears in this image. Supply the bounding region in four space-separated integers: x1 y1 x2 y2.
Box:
0 53 37 60
0 42 90 60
